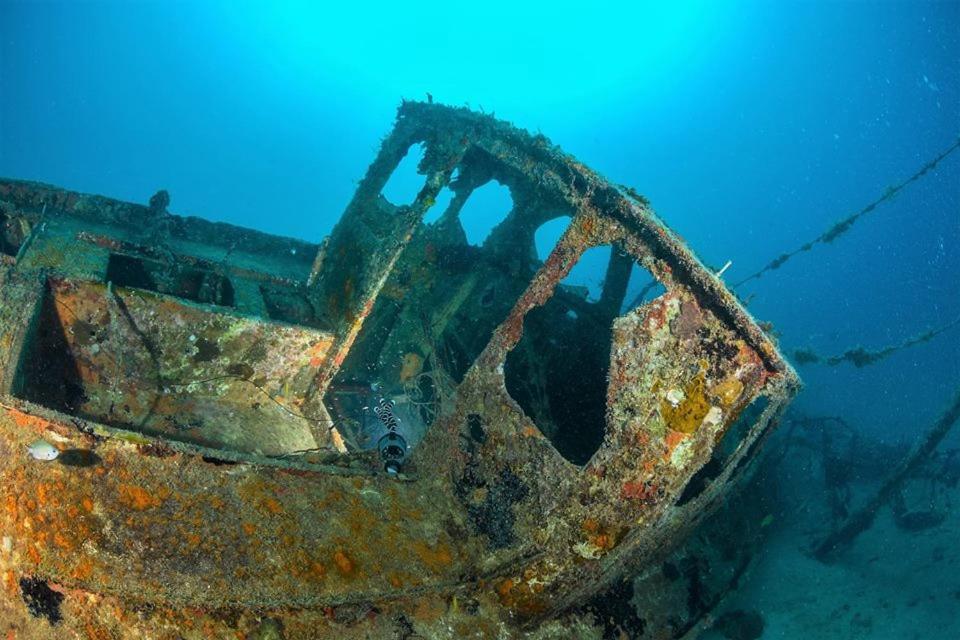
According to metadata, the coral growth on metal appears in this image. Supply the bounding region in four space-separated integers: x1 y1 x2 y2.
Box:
0 102 798 638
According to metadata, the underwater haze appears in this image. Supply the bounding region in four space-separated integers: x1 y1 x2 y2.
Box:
2 1 959 638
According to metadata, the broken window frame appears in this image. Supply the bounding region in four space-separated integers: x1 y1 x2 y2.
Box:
501 227 657 466
305 100 798 469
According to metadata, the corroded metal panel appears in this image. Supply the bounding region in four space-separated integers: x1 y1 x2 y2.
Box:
15 278 332 456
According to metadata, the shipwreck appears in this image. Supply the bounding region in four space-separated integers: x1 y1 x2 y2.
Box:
0 102 799 638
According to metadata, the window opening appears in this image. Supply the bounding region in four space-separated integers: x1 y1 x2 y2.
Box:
423 186 455 224
458 181 512 246
324 183 526 460
621 261 668 313
559 244 611 303
534 216 572 262
504 243 649 464
381 142 427 207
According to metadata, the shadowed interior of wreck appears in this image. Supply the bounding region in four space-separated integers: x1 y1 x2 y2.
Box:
504 245 663 464
14 283 88 415
319 140 574 453
105 252 236 308
0 208 29 258
318 131 674 464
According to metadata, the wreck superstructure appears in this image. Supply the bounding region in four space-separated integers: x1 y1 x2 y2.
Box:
0 103 799 638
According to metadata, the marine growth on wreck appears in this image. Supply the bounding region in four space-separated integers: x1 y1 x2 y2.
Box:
0 102 799 638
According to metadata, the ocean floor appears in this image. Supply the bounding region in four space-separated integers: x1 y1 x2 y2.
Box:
699 496 959 639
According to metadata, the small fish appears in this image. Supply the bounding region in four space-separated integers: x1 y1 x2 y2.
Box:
760 514 775 528
27 439 59 461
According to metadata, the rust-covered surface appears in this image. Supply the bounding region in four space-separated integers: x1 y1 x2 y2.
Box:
0 102 799 639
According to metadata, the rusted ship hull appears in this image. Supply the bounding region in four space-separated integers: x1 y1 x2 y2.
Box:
0 103 798 638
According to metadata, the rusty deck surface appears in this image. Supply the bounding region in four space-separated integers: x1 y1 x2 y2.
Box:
0 102 798 639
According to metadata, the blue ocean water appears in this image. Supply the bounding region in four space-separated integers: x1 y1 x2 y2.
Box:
1 1 958 637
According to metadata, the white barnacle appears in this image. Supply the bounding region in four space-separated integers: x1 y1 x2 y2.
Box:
665 388 685 408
